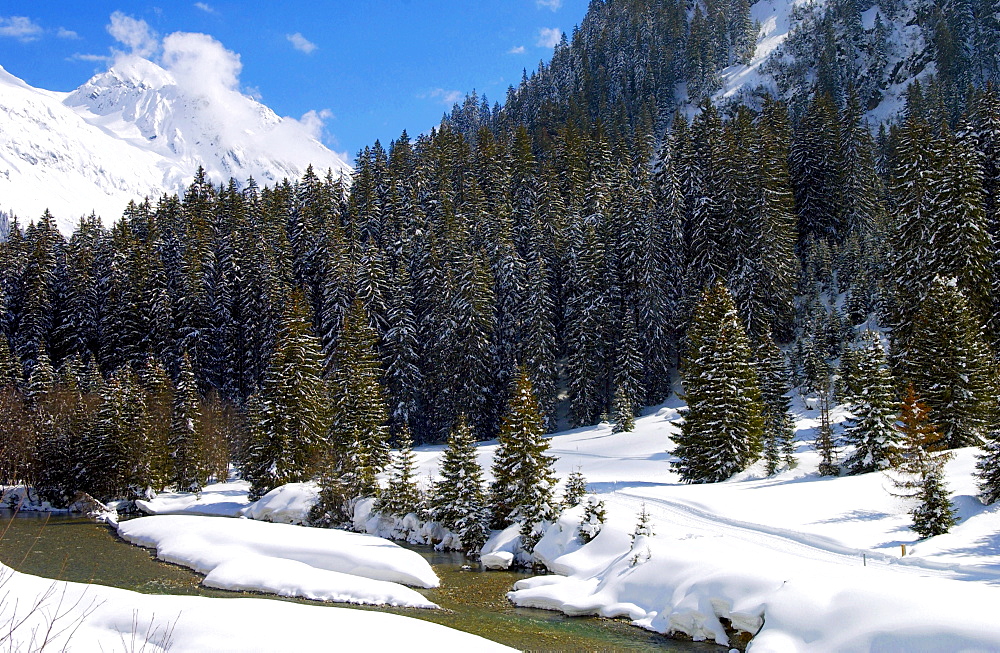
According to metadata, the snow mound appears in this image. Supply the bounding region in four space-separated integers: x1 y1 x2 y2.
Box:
136 480 249 517
117 515 440 608
0 562 512 652
239 481 318 524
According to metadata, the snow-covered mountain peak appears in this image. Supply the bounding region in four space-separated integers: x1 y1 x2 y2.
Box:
0 56 350 234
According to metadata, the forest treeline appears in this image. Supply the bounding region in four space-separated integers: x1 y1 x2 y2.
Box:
2 73 1000 539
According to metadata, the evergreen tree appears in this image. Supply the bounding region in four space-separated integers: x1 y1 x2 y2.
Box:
815 380 839 476
25 342 54 404
672 283 764 483
431 416 490 553
843 333 899 474
562 468 588 508
890 385 957 538
757 336 796 475
489 368 557 551
578 495 606 544
897 279 994 449
315 299 390 522
242 291 330 501
976 426 1000 504
171 351 207 492
0 335 22 389
376 426 421 518
611 310 643 434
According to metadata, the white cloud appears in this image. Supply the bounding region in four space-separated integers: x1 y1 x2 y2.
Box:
300 109 334 140
286 32 317 54
424 88 464 105
508 45 525 54
537 0 563 10
0 16 43 42
161 31 241 95
57 27 81 40
194 3 216 13
108 11 158 57
536 27 562 48
69 53 113 63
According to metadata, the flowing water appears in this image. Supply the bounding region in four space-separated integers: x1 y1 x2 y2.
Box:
0 510 719 651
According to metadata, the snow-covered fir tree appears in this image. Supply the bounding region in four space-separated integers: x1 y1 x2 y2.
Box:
976 426 1000 505
562 468 588 508
170 351 207 493
816 380 839 477
756 336 796 475
673 282 763 483
890 385 957 538
578 495 607 544
489 368 557 552
842 333 899 474
430 416 490 553
314 298 391 523
243 291 331 501
896 278 994 449
376 426 421 519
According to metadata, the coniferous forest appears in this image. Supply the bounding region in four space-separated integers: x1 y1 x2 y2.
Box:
4 0 1000 548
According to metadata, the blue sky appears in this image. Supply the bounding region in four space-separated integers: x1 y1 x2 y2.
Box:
0 1 589 162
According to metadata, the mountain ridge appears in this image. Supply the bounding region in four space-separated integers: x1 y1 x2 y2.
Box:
0 57 351 234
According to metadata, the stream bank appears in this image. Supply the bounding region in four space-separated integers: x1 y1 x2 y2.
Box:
0 510 719 651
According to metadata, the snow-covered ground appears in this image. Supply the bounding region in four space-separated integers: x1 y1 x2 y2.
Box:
12 390 1000 650
0 562 511 652
470 395 1000 651
135 480 249 517
117 515 439 608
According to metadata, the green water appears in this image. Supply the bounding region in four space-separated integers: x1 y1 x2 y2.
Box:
0 511 719 652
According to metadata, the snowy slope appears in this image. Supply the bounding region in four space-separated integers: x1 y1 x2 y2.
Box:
102 392 1000 650
711 0 938 122
0 562 512 652
0 57 350 233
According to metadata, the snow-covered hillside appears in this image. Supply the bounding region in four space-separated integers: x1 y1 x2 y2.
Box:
120 392 1000 651
0 56 350 234
713 0 950 122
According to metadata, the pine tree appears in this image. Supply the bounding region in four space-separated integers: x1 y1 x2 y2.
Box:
890 385 957 538
242 290 331 501
0 335 22 389
816 380 839 476
611 310 643 434
171 351 207 492
757 336 796 475
897 279 994 449
577 495 606 544
431 416 490 553
315 298 391 523
25 342 54 404
376 426 421 518
562 468 588 508
672 283 764 483
843 333 899 474
976 426 1000 505
631 502 654 542
489 368 557 551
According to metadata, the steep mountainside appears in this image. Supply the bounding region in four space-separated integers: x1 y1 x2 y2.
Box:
0 56 350 233
473 0 1000 141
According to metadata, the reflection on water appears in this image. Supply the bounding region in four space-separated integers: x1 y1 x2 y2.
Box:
0 510 718 651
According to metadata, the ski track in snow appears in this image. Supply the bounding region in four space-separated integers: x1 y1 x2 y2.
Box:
604 487 1000 583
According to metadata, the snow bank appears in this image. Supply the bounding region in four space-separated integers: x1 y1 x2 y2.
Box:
117 515 440 608
136 480 249 517
507 513 1000 650
0 562 512 652
452 394 1000 651
238 482 317 524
